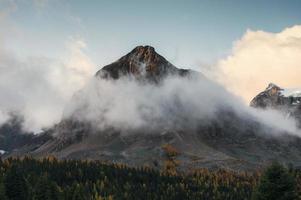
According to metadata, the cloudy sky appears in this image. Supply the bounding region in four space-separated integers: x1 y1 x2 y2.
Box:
0 0 301 131
2 0 301 66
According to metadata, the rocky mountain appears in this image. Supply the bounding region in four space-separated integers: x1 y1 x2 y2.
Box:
250 83 301 125
2 46 301 171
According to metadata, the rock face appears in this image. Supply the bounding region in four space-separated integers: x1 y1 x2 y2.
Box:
95 45 191 81
3 46 301 171
250 83 301 108
250 83 301 125
250 83 285 108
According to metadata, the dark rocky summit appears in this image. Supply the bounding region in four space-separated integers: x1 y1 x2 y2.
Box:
95 45 191 81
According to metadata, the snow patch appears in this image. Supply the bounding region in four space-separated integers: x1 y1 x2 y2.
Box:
265 83 280 91
0 150 6 155
281 89 301 98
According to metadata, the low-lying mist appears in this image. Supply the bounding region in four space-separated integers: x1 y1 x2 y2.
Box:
63 73 300 137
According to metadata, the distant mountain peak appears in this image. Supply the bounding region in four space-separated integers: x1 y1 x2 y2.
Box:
95 45 190 80
265 83 283 93
250 83 301 119
250 83 285 108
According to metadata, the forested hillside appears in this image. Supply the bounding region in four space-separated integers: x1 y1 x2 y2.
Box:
0 157 299 200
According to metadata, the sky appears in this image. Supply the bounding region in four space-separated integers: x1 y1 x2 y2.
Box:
2 0 301 68
0 0 301 132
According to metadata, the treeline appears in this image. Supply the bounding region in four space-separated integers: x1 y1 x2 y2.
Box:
0 157 299 200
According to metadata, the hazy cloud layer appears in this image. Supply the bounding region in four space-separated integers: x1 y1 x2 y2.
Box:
0 37 95 132
63 75 300 136
216 25 301 102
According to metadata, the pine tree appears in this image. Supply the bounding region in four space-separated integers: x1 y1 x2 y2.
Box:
70 182 86 200
4 165 28 200
0 175 8 200
34 175 61 200
252 162 298 200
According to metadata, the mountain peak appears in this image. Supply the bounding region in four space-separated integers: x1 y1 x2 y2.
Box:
130 45 156 57
122 45 168 68
265 83 283 92
95 45 190 80
250 83 301 111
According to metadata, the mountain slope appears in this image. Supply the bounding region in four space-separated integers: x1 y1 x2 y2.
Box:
0 115 52 156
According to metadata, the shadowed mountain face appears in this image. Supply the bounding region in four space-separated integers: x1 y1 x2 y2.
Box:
0 115 52 156
3 46 301 171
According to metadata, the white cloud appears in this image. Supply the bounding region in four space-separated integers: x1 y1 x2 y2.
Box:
64 75 231 131
0 37 95 132
0 110 9 125
216 25 301 102
63 74 300 136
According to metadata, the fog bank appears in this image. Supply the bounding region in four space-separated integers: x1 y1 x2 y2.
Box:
63 74 301 136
